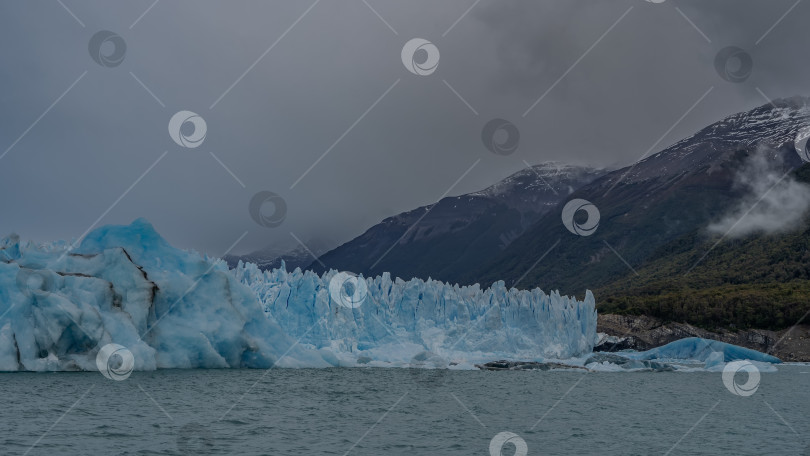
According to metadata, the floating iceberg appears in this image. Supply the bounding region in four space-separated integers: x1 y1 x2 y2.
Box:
624 337 782 364
576 337 781 373
0 219 598 372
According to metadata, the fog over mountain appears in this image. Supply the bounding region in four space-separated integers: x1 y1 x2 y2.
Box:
1 0 808 256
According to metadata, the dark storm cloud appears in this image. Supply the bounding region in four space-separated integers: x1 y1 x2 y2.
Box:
0 0 807 255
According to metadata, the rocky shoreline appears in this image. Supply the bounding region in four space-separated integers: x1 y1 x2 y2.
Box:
596 314 810 362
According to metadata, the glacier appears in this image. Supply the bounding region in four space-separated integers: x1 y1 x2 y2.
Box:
0 219 783 373
0 219 330 372
233 262 598 367
0 219 598 372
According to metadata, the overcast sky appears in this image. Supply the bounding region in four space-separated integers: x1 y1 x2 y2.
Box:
1 0 808 255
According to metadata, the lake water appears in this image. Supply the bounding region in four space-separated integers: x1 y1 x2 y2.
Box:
2 366 808 455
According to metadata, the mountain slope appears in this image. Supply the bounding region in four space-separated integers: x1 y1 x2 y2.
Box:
308 163 605 282
225 237 331 272
595 163 810 330
465 97 810 329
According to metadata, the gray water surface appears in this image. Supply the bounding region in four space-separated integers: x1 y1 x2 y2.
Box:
1 366 808 455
